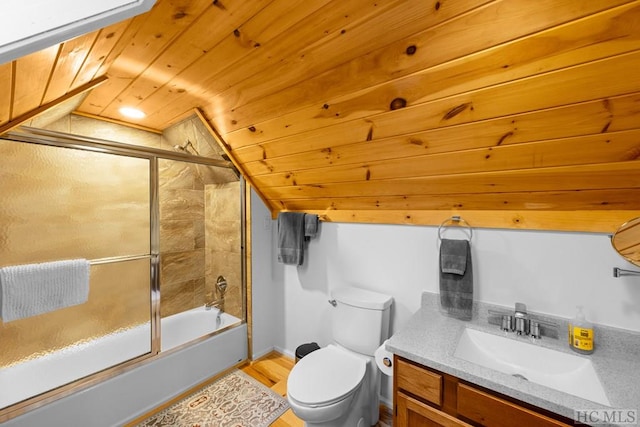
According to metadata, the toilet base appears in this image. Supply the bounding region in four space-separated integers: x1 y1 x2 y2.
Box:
291 387 373 427
302 412 369 427
299 384 374 427
288 347 382 427
303 418 366 427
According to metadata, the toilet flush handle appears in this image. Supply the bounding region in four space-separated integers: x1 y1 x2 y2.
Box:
328 299 337 307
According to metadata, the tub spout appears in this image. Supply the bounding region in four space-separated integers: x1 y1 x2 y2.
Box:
205 298 224 311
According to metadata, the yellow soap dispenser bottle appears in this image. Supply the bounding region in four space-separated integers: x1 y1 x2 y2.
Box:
568 306 594 354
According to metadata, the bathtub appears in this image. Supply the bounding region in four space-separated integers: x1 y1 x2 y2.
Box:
161 306 241 352
2 307 247 426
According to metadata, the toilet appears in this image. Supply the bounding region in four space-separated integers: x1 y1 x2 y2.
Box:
287 286 393 427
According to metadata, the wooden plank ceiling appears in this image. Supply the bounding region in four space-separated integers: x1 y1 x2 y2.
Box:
1 0 640 232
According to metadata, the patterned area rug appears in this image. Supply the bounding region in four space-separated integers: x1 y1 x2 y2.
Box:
136 370 289 427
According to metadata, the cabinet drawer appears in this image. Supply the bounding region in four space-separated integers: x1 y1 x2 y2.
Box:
457 383 570 427
396 358 443 406
397 391 472 427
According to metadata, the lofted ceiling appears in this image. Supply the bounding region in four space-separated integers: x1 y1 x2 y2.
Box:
1 0 640 232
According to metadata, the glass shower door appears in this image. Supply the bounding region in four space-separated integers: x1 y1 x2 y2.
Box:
158 157 243 350
0 139 152 410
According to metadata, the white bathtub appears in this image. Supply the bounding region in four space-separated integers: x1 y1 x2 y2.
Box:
2 307 246 426
161 306 241 352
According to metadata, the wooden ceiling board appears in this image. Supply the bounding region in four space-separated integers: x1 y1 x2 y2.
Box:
224 1 640 146
71 20 133 89
249 130 640 188
80 0 213 116
223 48 640 154
43 31 100 104
0 77 107 134
0 63 12 124
276 189 640 212
137 0 410 131
76 15 154 115
255 161 640 200
97 0 272 121
12 46 59 119
313 210 640 233
134 0 333 130
3 0 640 232
209 0 483 132
241 94 640 175
232 91 640 179
223 0 637 135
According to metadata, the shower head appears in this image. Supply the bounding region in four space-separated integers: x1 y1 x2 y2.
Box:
173 140 200 156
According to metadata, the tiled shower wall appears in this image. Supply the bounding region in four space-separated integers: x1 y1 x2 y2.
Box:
158 116 240 318
206 182 242 319
158 159 207 317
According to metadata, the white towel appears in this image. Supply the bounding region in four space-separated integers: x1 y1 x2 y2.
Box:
0 259 90 322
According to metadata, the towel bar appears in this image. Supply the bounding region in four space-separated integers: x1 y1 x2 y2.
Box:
613 267 640 278
90 254 151 265
438 215 473 242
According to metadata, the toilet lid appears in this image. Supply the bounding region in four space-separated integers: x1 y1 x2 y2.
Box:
288 345 366 406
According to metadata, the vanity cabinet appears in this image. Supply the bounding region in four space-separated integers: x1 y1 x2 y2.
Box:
394 356 573 427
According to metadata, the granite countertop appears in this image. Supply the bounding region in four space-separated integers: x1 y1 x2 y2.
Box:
386 292 640 427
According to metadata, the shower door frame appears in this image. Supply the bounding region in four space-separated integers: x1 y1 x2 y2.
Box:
0 126 247 421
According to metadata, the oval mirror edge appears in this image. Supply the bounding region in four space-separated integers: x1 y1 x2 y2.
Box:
611 217 640 267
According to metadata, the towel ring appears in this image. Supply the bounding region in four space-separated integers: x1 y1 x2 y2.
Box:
438 216 473 242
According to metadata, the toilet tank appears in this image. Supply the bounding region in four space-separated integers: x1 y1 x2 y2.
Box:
331 286 393 356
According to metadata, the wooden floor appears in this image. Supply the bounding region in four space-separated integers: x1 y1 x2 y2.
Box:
129 351 392 426
241 352 302 427
242 352 393 427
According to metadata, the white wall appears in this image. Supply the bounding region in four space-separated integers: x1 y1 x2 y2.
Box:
250 195 640 397
249 190 282 359
266 220 640 347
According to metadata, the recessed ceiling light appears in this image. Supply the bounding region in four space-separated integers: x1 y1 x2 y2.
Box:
119 107 146 119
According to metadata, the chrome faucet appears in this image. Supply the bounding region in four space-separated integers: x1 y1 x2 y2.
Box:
514 302 529 335
491 302 558 339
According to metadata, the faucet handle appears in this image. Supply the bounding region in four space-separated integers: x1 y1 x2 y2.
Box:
501 315 513 331
515 317 530 335
530 321 541 339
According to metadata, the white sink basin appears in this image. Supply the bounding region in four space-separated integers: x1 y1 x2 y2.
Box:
454 328 610 406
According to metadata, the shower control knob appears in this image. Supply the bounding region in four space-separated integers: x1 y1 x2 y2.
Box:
216 275 228 294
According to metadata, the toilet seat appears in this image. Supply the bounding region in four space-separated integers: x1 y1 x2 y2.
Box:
288 345 366 407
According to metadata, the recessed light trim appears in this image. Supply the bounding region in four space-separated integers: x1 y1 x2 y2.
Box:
119 107 146 119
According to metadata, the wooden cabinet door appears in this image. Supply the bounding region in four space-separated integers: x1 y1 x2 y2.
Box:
457 383 571 427
396 391 472 427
